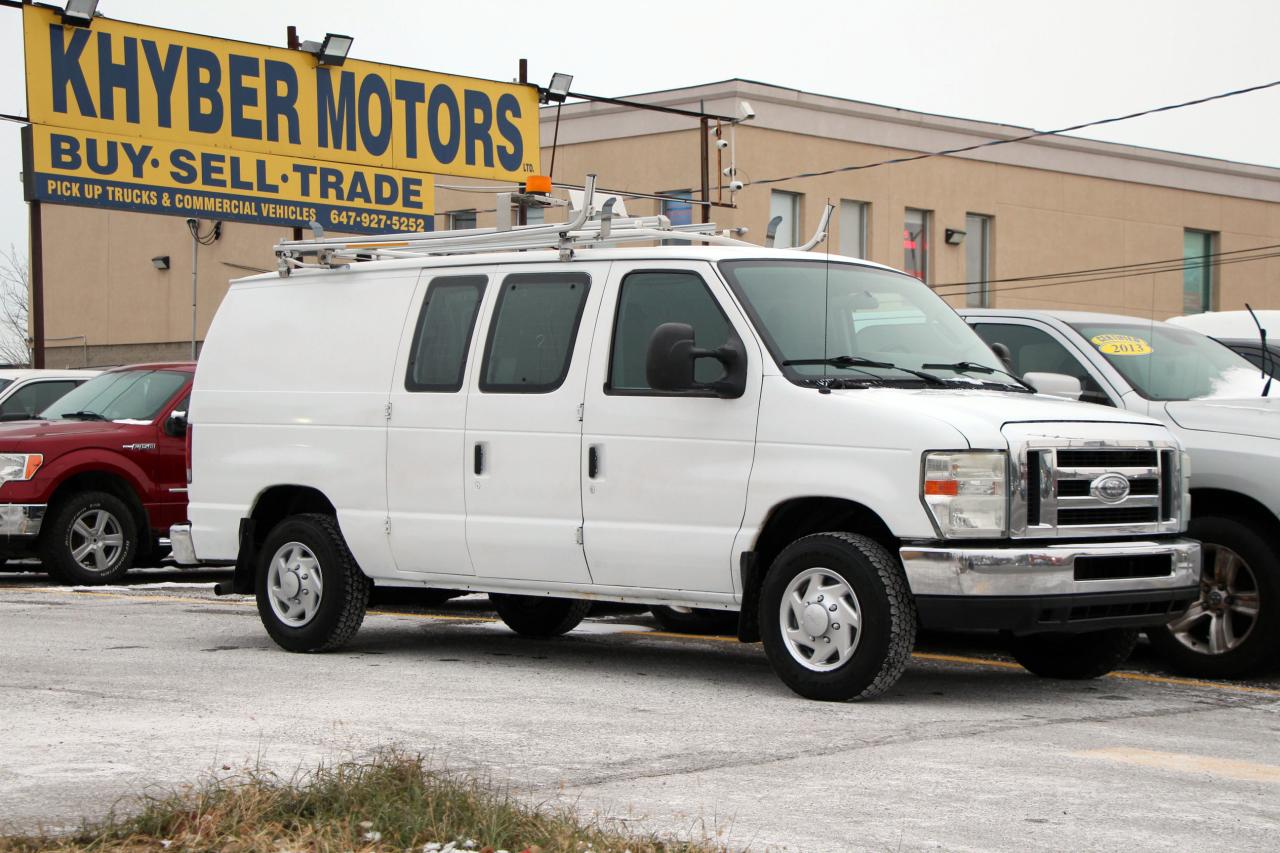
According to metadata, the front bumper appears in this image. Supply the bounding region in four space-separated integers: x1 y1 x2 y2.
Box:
900 538 1201 634
0 504 46 538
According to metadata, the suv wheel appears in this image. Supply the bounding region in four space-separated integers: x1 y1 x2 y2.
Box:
40 491 137 585
256 514 371 652
1147 515 1278 678
1008 629 1138 679
490 593 590 638
760 532 916 701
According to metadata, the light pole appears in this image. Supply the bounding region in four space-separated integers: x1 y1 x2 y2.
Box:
184 219 221 360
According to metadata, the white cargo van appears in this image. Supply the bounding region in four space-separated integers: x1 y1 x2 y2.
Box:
173 185 1200 700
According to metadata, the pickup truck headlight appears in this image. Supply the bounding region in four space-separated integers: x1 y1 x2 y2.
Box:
0 453 43 484
922 451 1007 538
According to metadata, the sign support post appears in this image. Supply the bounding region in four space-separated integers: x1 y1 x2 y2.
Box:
28 199 44 368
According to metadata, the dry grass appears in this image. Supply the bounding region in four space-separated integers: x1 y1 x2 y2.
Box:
0 751 727 853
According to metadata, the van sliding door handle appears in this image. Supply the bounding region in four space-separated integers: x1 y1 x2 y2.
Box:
587 445 600 479
474 443 485 475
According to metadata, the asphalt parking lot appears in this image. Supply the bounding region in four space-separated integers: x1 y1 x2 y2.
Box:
1 566 1278 851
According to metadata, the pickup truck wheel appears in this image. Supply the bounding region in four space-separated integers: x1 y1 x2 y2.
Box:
256 514 371 653
40 491 137 585
650 605 738 635
1147 516 1278 678
490 594 590 638
1008 629 1138 679
760 532 916 701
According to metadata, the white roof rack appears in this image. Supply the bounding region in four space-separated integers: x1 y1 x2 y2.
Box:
273 174 833 276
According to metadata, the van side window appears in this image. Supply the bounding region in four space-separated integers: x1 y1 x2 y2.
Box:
971 322 1114 406
480 273 591 393
405 276 486 392
608 270 737 393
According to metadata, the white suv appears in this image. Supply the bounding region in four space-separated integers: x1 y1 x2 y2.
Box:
172 205 1200 701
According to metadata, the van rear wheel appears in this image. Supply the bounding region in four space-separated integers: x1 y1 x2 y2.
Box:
256 514 370 652
760 532 916 701
490 593 590 638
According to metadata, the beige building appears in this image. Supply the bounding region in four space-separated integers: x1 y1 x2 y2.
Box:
36 79 1280 367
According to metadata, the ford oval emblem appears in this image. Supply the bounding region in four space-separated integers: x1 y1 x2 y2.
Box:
1090 473 1131 504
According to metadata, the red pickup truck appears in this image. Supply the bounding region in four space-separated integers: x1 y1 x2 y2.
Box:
0 363 194 584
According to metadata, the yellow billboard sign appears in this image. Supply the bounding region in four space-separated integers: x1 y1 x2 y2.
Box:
21 5 541 232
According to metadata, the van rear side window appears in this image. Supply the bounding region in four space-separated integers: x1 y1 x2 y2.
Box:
405 276 487 392
480 273 591 393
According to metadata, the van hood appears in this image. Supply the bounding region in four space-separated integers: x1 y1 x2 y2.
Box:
830 387 1160 449
1164 397 1280 441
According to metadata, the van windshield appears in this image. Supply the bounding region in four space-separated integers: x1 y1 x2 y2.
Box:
1069 321 1272 401
719 260 1016 387
42 370 189 421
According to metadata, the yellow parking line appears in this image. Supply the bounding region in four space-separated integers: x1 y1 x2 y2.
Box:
8 586 1280 698
1075 747 1280 783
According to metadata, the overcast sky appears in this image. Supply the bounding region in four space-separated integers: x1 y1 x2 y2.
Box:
3 0 1279 254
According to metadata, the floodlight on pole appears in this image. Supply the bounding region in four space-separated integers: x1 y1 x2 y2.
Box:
299 33 354 66
59 0 99 27
543 72 574 103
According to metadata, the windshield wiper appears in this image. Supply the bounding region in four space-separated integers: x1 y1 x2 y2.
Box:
60 411 106 421
921 360 1035 391
782 355 946 386
1245 303 1273 397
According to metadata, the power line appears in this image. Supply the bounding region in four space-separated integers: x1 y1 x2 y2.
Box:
933 248 1280 298
930 242 1280 289
745 78 1280 187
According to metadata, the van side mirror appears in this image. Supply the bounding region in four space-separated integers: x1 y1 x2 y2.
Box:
164 410 188 437
645 322 747 399
1023 372 1083 401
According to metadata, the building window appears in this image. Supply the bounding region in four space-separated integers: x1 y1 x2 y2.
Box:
839 200 868 259
770 190 802 249
1183 229 1216 314
965 213 993 307
448 209 477 230
904 208 930 282
660 190 693 245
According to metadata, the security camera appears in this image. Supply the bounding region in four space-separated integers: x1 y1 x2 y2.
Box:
185 217 198 228
738 100 755 121
728 180 745 192
715 138 729 150
722 165 737 177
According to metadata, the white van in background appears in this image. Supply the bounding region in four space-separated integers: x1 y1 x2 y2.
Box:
172 195 1200 701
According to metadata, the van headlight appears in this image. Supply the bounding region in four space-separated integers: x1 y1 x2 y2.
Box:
0 453 43 485
922 451 1007 538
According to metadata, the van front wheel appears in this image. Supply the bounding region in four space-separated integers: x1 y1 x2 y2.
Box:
1008 628 1138 679
760 532 916 701
256 514 370 652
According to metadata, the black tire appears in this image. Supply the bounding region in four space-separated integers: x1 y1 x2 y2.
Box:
490 593 591 638
759 532 916 701
1008 629 1138 679
255 513 371 652
650 605 739 635
1147 515 1279 678
39 490 138 585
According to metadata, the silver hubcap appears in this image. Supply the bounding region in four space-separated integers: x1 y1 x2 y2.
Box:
780 567 863 671
1167 544 1260 656
267 542 324 627
69 508 125 574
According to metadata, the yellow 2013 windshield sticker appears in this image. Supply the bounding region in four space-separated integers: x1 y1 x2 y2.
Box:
1091 334 1153 356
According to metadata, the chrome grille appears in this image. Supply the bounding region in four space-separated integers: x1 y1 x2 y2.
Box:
1007 425 1185 539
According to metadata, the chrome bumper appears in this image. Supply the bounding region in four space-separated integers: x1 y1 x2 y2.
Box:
0 504 46 537
899 538 1201 597
169 523 197 565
